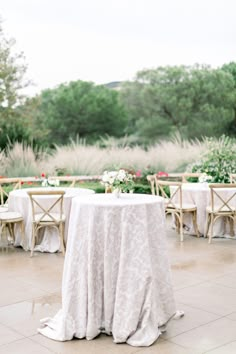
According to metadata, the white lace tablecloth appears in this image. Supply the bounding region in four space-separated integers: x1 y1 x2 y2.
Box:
38 193 177 346
171 183 236 237
8 187 95 252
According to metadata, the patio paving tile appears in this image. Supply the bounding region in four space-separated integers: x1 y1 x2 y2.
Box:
174 282 236 316
1 223 236 353
206 340 236 354
0 294 61 337
0 323 23 346
169 317 236 353
0 337 55 354
161 303 220 339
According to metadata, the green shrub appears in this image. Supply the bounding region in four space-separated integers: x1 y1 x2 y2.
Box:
133 184 151 194
188 136 236 183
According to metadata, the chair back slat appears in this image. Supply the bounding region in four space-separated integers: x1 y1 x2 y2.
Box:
155 178 183 209
147 173 183 195
27 191 65 222
182 173 204 183
209 183 236 212
147 175 156 195
0 178 22 205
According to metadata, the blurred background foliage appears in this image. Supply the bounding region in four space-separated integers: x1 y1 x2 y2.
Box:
0 19 235 186
1 20 236 151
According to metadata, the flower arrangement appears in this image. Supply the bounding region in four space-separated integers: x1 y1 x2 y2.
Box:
198 173 213 183
41 173 60 187
101 169 135 193
187 136 236 183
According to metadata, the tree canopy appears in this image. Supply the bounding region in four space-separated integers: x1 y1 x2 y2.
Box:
120 65 236 142
27 80 128 146
0 20 236 151
0 20 29 149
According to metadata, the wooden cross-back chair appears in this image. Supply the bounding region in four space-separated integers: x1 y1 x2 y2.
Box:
27 190 66 257
146 175 156 195
230 174 236 184
0 211 25 246
147 174 183 195
156 179 199 241
181 173 204 183
0 178 22 212
205 184 236 243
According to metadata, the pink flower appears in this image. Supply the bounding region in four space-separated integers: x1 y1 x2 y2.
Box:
157 171 168 177
41 173 46 178
135 170 142 177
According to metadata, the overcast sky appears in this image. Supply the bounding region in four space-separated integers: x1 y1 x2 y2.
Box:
1 0 235 96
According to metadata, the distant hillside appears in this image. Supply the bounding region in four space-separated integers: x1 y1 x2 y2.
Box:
103 81 122 90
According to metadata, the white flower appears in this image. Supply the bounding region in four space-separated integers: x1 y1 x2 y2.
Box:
101 169 134 192
42 179 48 187
198 173 213 183
117 169 126 182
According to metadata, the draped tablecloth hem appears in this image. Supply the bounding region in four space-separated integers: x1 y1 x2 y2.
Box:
38 310 178 347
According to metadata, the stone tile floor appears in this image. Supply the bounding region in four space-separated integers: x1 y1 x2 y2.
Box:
0 226 236 354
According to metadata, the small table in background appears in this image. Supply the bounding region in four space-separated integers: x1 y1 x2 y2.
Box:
8 187 95 252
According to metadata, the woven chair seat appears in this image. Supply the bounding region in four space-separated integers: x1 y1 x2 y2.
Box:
206 205 236 213
0 211 23 221
0 206 8 213
167 202 197 210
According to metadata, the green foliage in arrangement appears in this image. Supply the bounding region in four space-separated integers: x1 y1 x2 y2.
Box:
120 65 235 142
188 136 236 183
27 81 128 147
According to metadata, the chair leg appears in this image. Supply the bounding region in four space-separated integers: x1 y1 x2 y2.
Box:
204 213 210 238
20 221 25 248
209 214 214 244
192 211 200 237
59 222 65 255
31 225 36 257
175 214 180 233
0 223 6 243
229 217 234 237
10 223 15 244
179 212 184 242
6 223 14 244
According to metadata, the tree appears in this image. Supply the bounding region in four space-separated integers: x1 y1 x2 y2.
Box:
0 19 29 149
30 80 128 146
120 65 235 142
221 62 236 135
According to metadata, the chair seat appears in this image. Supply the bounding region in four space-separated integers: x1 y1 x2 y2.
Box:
206 206 236 213
34 213 66 223
166 203 197 210
0 206 8 213
0 211 23 221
